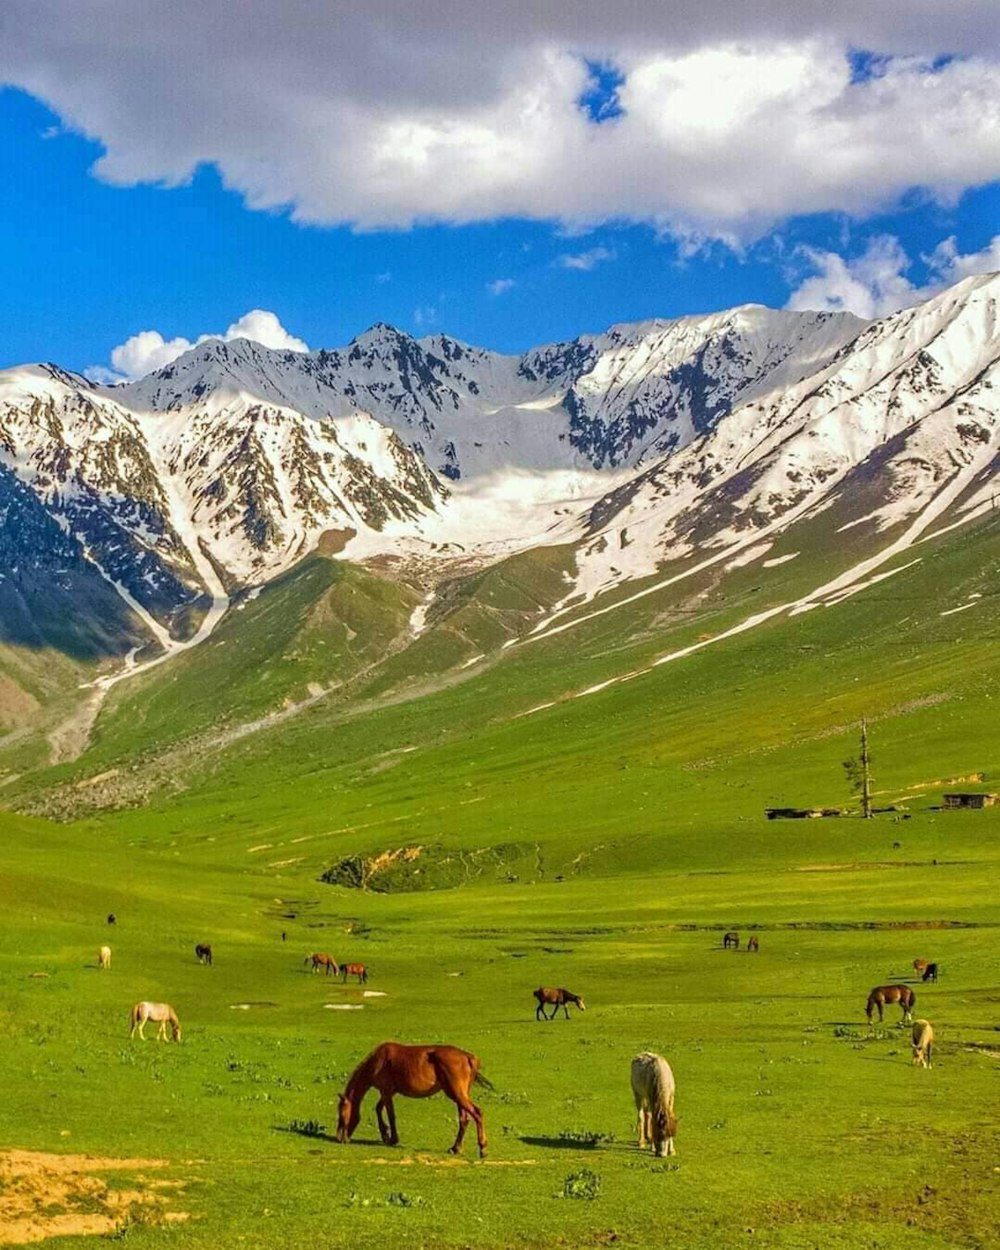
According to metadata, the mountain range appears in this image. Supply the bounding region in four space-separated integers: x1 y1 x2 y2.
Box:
0 272 997 680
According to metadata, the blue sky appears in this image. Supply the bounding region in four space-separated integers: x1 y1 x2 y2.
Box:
2 3 999 377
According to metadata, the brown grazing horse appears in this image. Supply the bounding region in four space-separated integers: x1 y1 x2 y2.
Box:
533 987 585 1020
866 984 915 1024
336 1041 491 1156
912 958 930 977
723 931 739 950
746 936 759 952
195 943 213 966
340 962 368 984
305 953 339 976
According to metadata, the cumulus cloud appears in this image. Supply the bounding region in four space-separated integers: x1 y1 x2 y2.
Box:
3 3 999 240
556 246 615 271
487 278 516 295
786 233 1000 318
89 308 309 382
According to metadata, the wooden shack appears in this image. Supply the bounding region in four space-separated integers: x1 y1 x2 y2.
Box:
942 792 997 810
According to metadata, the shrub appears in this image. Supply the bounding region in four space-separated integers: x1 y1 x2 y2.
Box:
562 1168 602 1200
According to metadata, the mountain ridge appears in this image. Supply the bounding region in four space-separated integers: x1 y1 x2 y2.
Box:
1 275 996 676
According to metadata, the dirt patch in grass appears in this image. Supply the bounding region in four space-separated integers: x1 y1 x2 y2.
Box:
0 1149 189 1244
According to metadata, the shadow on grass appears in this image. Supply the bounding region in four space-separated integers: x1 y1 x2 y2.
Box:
519 1136 609 1151
274 1125 340 1144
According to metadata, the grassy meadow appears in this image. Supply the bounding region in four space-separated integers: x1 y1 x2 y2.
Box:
1 511 998 1248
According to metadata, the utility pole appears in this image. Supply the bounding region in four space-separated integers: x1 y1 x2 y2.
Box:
860 717 873 819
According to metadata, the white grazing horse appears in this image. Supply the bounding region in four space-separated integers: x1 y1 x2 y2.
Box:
98 946 111 970
911 1019 934 1068
129 1001 181 1042
631 1052 677 1157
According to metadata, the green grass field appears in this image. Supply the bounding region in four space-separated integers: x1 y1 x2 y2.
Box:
1 511 998 1248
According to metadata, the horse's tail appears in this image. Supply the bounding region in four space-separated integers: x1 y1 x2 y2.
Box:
304 955 311 965
473 1069 495 1091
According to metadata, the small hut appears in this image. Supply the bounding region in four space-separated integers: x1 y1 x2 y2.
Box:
942 792 997 810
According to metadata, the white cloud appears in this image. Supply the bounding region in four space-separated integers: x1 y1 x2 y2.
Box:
90 308 309 382
557 246 615 271
786 233 1000 318
487 278 516 295
3 4 998 240
925 233 1000 282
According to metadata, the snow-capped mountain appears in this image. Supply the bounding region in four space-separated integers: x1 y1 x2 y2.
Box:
0 275 997 657
552 273 1000 613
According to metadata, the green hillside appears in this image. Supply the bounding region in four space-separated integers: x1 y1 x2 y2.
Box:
0 510 997 1248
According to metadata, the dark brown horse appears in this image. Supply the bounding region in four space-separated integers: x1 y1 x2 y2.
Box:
746 936 759 953
723 931 739 950
866 984 915 1024
534 987 585 1021
305 952 339 976
921 963 938 983
336 1041 491 1156
340 962 368 984
195 943 213 966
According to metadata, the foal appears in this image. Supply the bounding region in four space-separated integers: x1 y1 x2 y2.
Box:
98 945 111 970
195 943 213 966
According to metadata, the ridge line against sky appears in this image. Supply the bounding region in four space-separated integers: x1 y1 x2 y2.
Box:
1 2 998 374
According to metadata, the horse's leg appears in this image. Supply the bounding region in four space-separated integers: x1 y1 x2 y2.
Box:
535 1001 544 1021
440 1072 487 1157
634 1097 645 1149
562 1002 570 1019
375 1097 392 1145
385 1097 399 1146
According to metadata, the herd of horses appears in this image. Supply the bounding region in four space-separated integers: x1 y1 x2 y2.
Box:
95 923 940 1157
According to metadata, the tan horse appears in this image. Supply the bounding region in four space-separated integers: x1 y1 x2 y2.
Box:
129 1001 181 1042
631 1052 677 1157
912 958 930 977
911 1019 934 1068
336 1041 491 1156
305 952 339 976
866 984 915 1024
98 946 111 970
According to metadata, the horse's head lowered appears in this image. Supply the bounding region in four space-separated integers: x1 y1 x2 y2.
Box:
571 994 586 1011
171 1019 182 1043
336 1094 359 1143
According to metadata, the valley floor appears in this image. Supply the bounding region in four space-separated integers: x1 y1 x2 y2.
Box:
1 806 998 1250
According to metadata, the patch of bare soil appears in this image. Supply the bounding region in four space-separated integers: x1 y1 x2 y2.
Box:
0 676 40 728
315 527 357 556
0 1149 189 1245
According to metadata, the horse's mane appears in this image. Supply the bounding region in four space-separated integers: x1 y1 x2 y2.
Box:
344 1046 382 1099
